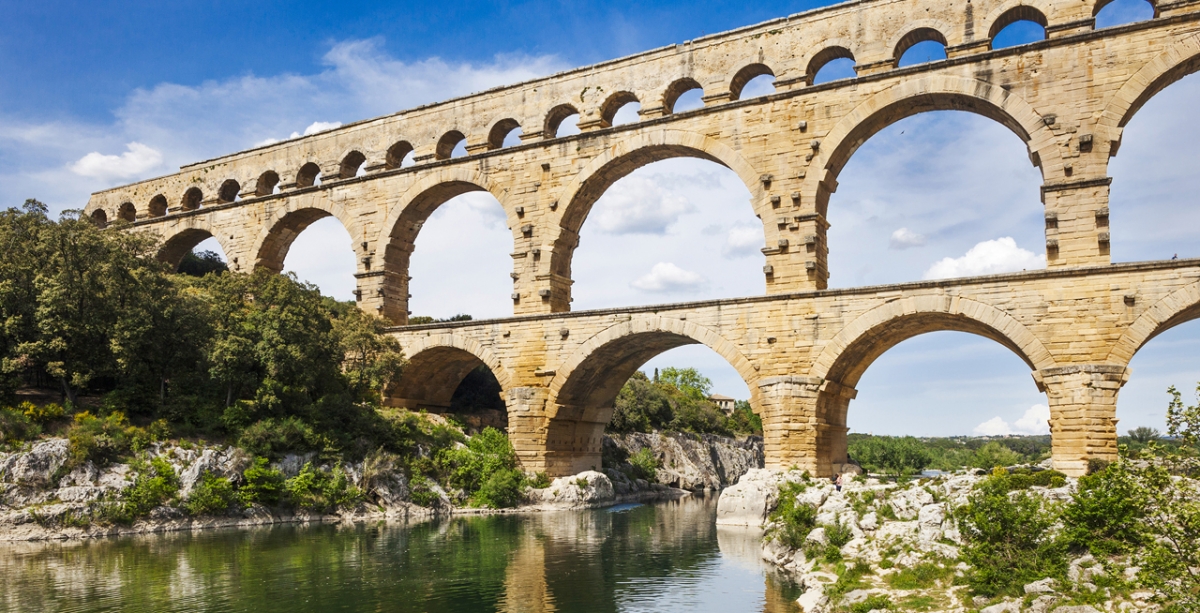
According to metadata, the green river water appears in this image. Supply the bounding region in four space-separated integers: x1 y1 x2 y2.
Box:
0 496 804 613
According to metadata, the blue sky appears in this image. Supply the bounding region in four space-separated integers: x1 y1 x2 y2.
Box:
2 0 1194 437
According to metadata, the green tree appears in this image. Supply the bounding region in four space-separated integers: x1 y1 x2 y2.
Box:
658 367 712 401
970 441 1024 470
1127 426 1161 444
849 436 933 478
330 302 405 404
0 200 53 404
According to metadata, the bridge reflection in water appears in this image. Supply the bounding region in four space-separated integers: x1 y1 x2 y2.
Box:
0 496 802 613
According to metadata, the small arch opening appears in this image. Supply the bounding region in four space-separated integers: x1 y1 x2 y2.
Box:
217 179 241 204
989 7 1048 49
664 78 704 114
600 91 641 128
895 28 949 67
386 141 416 169
181 187 203 211
1095 0 1156 28
340 150 367 178
117 202 136 223
436 131 468 160
808 47 857 85
296 163 322 188
255 171 280 196
487 118 523 150
545 104 581 138
730 64 776 100
387 347 508 434
90 209 108 228
148 195 167 218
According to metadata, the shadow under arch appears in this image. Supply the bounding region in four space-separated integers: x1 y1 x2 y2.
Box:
389 334 512 411
250 197 360 273
806 296 1055 475
1099 34 1200 154
809 75 1058 215
542 314 758 475
549 129 765 312
157 225 236 270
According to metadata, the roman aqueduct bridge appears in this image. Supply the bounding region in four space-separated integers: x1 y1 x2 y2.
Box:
86 0 1200 476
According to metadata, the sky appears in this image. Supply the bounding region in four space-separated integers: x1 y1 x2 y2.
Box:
2 0 1194 437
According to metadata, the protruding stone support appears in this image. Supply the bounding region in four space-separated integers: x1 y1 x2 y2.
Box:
1042 177 1112 269
539 403 609 476
505 387 557 474
757 376 822 474
355 269 407 324
1034 364 1128 476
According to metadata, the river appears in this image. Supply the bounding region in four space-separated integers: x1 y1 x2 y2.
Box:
0 495 803 612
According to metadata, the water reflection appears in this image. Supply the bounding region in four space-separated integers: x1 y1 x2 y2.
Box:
0 496 802 613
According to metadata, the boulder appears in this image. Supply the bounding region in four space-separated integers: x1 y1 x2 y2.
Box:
1025 578 1058 594
0 439 70 487
716 469 784 527
604 432 762 491
531 471 615 508
179 447 250 496
917 503 946 526
1028 595 1060 613
1052 606 1101 613
796 586 828 613
805 527 828 547
980 600 1021 613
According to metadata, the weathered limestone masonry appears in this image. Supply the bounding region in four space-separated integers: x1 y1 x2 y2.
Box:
85 0 1200 476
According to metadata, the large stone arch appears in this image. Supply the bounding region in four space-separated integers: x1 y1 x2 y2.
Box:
1107 280 1200 365
803 295 1056 475
155 220 239 271
1098 33 1200 156
549 128 765 311
372 167 512 324
389 332 513 410
808 75 1061 216
250 194 361 273
541 314 758 475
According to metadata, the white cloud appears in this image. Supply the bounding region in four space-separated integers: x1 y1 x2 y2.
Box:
723 223 762 258
592 175 694 234
972 404 1051 436
68 142 163 181
302 121 341 136
923 237 1045 280
631 262 707 292
889 227 926 250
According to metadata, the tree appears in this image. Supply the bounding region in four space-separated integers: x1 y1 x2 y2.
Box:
0 200 53 403
177 250 228 277
1127 426 1161 444
848 436 933 478
657 367 712 401
330 302 405 404
970 441 1024 470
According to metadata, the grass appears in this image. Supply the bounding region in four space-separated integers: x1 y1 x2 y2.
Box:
886 561 955 590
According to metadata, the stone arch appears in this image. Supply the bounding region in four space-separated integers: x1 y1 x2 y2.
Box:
1098 34 1200 155
729 62 775 100
217 179 241 204
808 75 1059 217
340 150 366 178
542 314 758 474
255 171 280 196
806 45 856 85
389 333 512 410
487 118 521 150
549 128 765 311
435 130 467 160
117 202 136 223
377 167 510 324
386 140 414 169
181 187 203 212
544 104 580 138
662 77 703 114
891 27 949 66
250 196 360 273
90 208 108 228
296 163 321 189
1093 0 1158 17
805 295 1056 474
598 91 639 128
147 194 168 218
156 223 237 270
1107 281 1200 365
986 4 1050 43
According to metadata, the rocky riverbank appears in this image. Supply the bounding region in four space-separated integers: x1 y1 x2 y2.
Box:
716 468 1162 613
0 431 763 541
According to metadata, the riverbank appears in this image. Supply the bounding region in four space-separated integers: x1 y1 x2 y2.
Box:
0 431 762 541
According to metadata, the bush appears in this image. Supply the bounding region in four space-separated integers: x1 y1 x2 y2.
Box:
67 412 167 467
239 457 286 505
886 561 954 589
1060 461 1146 556
825 518 854 548
849 436 932 478
848 595 893 613
183 471 241 516
768 482 817 549
472 468 526 508
1004 468 1068 490
527 472 551 489
435 427 526 507
237 417 316 460
953 474 1066 596
99 456 180 524
970 442 1025 470
0 406 40 447
284 462 363 513
408 475 441 507
19 401 64 424
728 401 763 435
628 447 658 482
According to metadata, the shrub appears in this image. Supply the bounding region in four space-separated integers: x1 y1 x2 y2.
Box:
183 471 241 516
0 406 40 446
408 475 441 507
953 474 1066 596
768 482 817 549
628 447 658 482
239 457 286 505
527 472 551 489
435 427 526 507
825 518 854 548
1060 461 1146 556
1005 468 1068 490
237 417 315 460
67 412 166 466
20 401 64 424
970 441 1024 470
99 456 180 524
886 561 954 589
284 462 363 513
472 468 526 508
849 436 932 478
848 595 893 613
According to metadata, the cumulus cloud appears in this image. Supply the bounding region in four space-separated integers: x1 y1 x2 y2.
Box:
723 223 762 258
973 404 1051 436
889 227 926 250
592 175 694 234
631 262 707 292
923 237 1046 280
68 142 163 181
